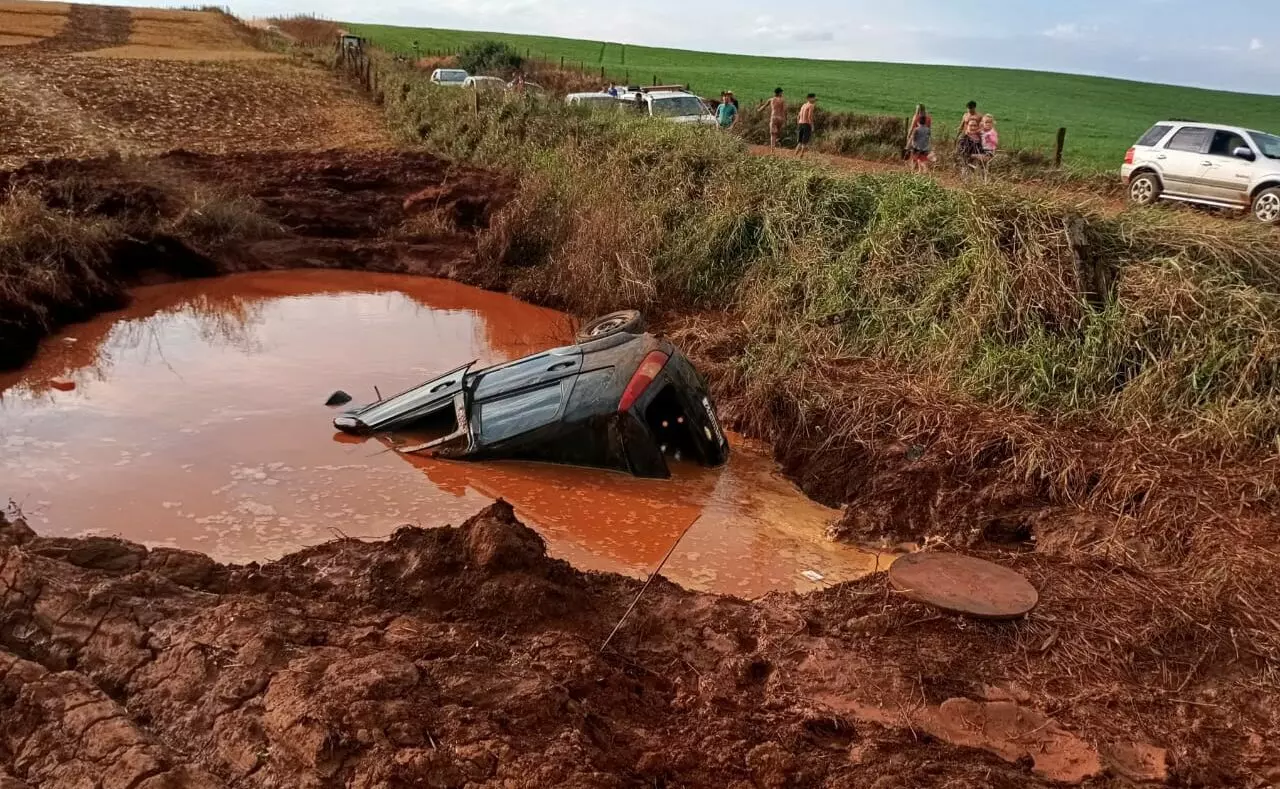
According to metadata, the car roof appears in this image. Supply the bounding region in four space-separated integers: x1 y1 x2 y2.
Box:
646 91 699 100
467 75 504 81
1154 120 1251 133
567 92 617 99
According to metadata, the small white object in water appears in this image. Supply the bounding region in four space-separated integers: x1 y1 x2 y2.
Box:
801 570 825 583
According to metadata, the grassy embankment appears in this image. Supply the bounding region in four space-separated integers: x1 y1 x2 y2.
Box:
307 45 1280 701
0 164 282 368
348 22 1280 171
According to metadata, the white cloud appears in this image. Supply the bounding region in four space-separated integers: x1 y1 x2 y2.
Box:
752 14 835 42
1250 38 1264 51
1043 22 1099 41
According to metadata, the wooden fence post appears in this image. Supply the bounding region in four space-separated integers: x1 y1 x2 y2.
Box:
560 55 564 69
1054 127 1067 167
652 74 657 85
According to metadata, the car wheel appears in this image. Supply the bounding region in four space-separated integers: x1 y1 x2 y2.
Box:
1128 173 1161 206
576 310 644 341
1253 187 1280 225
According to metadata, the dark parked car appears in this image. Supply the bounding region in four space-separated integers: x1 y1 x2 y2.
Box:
332 311 729 478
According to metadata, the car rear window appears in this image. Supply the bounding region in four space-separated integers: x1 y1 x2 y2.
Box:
1136 125 1172 147
1165 127 1211 153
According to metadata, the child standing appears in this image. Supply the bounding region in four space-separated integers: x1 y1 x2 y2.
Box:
907 104 932 172
981 114 999 154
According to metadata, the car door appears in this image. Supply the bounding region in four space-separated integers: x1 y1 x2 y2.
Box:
1199 130 1255 207
1158 126 1213 197
469 346 585 447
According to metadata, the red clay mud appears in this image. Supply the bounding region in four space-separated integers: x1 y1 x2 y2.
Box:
2 503 1182 788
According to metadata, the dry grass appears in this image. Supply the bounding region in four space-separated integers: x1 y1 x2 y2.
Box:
0 162 282 368
271 15 339 47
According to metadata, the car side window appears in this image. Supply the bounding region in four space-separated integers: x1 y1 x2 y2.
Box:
1137 125 1172 147
1207 130 1248 157
1165 127 1211 153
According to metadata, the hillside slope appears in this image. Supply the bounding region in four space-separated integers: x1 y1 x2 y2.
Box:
349 22 1280 170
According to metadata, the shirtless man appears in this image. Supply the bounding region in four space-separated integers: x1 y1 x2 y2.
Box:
796 93 816 157
760 88 786 148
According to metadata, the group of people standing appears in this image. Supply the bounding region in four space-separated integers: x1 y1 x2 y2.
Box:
713 87 818 157
708 88 999 172
905 100 1000 174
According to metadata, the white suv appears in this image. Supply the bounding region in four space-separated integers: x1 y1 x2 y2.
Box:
1122 121 1280 224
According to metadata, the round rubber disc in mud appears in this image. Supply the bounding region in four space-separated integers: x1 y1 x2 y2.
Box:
888 552 1038 620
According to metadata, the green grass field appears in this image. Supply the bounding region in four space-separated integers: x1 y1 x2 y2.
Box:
346 22 1280 171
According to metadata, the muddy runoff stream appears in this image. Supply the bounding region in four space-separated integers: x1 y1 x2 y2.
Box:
1 270 885 596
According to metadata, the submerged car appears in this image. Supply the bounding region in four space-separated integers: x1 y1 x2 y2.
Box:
332 311 729 478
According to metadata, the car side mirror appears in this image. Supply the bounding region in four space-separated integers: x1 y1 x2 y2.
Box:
1233 146 1256 161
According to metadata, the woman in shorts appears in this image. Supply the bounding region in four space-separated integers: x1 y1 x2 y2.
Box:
907 104 932 172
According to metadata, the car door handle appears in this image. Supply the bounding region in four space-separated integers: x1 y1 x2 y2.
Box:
1155 154 1167 160
1202 161 1214 166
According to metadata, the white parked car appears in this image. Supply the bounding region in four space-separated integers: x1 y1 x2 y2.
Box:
463 75 506 92
1122 120 1280 224
622 89 716 126
429 69 469 87
566 92 625 110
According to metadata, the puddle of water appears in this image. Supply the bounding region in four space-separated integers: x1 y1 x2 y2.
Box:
0 270 883 596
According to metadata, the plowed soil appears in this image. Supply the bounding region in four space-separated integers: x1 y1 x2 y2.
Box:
1 504 1188 789
0 4 388 169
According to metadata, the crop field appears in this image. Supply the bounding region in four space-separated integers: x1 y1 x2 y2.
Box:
0 0 67 45
349 22 1280 170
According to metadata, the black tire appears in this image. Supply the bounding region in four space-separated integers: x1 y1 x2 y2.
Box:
576 310 644 342
1252 187 1280 225
1128 172 1161 207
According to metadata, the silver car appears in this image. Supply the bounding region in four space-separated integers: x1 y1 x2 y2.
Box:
1121 121 1280 224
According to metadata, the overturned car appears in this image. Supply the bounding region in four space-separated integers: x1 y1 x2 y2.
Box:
332 311 729 478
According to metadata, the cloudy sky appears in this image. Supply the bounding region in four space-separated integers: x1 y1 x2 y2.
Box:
156 0 1280 94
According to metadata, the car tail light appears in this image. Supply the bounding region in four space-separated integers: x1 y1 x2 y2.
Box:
618 351 669 412
1124 147 1135 165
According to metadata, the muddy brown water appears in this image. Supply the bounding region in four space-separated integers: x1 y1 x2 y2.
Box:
0 270 886 596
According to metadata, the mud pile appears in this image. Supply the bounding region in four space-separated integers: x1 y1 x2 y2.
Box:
1 503 1218 787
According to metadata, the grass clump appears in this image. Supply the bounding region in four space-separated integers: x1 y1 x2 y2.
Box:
0 163 281 369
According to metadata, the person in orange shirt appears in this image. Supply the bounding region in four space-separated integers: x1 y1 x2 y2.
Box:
796 94 817 157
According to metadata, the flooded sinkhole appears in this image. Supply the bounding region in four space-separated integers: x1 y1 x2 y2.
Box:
1 271 885 596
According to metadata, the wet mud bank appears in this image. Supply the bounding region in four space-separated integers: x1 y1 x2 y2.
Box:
0 149 512 370
1 503 1173 788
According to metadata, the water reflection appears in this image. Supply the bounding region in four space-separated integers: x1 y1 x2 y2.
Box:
1 271 882 596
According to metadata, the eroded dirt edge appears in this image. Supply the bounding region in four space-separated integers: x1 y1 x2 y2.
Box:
2 503 1170 788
